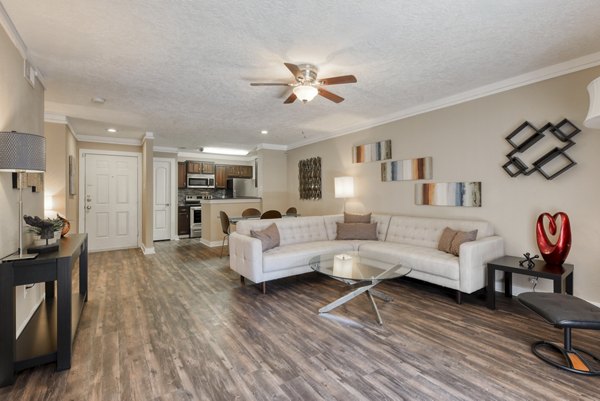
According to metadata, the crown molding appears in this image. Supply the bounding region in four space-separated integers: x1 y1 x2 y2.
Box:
177 151 254 162
154 146 178 153
44 112 68 124
77 134 142 147
142 131 154 144
0 2 27 59
287 51 600 150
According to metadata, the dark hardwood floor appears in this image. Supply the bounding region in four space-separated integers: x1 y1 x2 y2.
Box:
1 239 598 401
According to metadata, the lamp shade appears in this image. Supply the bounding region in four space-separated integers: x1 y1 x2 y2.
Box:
584 77 600 129
0 131 46 172
293 85 318 103
334 176 354 198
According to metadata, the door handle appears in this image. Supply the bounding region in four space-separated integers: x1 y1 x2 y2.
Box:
86 205 92 210
165 203 170 207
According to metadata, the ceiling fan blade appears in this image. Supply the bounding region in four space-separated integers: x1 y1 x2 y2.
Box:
284 63 301 79
318 88 344 103
250 83 292 86
319 75 357 85
284 93 297 104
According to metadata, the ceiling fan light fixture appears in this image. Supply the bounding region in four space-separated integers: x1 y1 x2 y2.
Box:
293 85 318 103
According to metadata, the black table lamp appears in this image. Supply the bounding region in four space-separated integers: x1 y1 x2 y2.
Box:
0 131 46 261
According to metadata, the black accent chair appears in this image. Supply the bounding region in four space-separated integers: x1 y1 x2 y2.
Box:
219 211 230 258
518 292 600 375
261 210 282 219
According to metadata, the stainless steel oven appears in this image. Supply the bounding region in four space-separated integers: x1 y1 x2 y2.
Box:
190 205 202 238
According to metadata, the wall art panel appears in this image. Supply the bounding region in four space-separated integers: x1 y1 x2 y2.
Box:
298 157 322 200
381 156 432 181
415 182 481 207
352 139 392 163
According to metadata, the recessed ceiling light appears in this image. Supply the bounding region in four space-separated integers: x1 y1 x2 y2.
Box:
261 130 268 135
107 128 117 133
91 97 105 104
201 147 248 156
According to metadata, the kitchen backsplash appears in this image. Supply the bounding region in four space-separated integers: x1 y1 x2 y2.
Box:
178 188 227 205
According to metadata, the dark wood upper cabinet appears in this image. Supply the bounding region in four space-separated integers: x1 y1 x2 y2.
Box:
178 162 187 189
186 161 202 174
201 162 215 174
226 165 253 178
215 165 227 188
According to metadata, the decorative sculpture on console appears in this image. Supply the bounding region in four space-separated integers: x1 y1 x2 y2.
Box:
519 252 539 270
536 212 571 265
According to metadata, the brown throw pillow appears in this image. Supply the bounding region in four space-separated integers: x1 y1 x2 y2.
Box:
344 212 371 223
438 227 457 253
449 230 478 256
336 222 377 240
251 223 280 251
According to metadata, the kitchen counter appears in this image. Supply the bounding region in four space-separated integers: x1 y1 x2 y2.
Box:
200 198 263 246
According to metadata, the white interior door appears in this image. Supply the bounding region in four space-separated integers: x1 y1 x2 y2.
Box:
153 159 171 241
84 154 139 251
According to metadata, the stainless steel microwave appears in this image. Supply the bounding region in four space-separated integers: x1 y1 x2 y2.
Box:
187 174 215 188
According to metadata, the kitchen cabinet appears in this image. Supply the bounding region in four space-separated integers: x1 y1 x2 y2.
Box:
186 161 202 174
186 161 215 175
178 206 190 236
178 162 186 189
215 165 227 188
201 162 215 174
227 165 253 178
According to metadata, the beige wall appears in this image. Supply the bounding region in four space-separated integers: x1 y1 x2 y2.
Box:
0 23 46 335
257 149 288 212
65 125 78 232
44 122 67 217
287 66 600 304
142 137 153 250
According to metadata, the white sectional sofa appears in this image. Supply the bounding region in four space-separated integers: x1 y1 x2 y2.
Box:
229 214 504 302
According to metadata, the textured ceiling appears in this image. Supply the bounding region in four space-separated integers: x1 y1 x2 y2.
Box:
4 0 600 151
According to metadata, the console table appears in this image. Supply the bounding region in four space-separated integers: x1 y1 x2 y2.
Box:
486 255 573 310
0 233 88 387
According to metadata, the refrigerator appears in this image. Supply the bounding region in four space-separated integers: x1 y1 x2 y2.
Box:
226 178 258 198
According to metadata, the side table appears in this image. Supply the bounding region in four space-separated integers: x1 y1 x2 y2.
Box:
487 255 573 310
0 234 88 387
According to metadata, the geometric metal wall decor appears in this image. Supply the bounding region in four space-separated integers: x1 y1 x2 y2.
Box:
353 139 392 163
298 157 322 200
381 156 432 181
502 119 581 180
415 182 482 207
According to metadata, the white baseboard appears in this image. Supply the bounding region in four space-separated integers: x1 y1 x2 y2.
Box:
141 244 155 255
493 277 599 307
200 238 223 248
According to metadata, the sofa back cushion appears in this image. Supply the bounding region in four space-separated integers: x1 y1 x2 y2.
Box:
323 214 391 241
236 216 328 246
385 215 493 248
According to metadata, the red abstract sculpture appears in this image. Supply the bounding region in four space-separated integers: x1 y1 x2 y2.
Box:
536 212 571 266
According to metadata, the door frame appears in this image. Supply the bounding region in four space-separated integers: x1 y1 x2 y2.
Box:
78 149 143 250
153 157 177 241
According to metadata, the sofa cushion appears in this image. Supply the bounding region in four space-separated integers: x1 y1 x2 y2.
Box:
262 241 354 273
237 216 328 246
336 222 378 240
344 212 371 223
437 227 457 253
251 223 280 251
324 214 391 241
359 242 460 280
449 229 477 256
386 215 493 249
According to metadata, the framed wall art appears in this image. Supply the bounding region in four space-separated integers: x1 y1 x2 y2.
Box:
352 139 392 163
381 156 432 181
415 182 481 207
298 157 322 200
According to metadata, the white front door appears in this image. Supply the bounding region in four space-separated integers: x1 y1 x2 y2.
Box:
84 153 139 251
153 159 171 241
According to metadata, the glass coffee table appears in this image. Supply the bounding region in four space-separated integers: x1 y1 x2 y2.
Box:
309 252 411 325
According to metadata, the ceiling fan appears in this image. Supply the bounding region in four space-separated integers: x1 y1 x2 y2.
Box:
250 63 357 104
